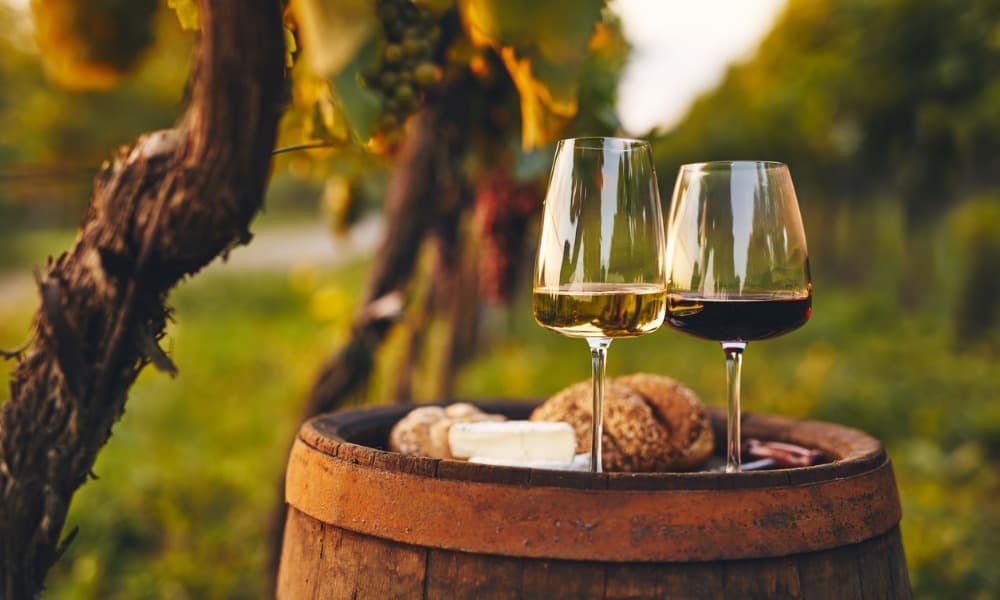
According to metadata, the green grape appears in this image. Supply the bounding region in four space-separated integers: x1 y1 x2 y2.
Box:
365 0 446 142
395 84 415 105
377 4 399 22
414 62 440 87
403 38 428 58
380 114 399 129
385 44 404 64
380 71 399 89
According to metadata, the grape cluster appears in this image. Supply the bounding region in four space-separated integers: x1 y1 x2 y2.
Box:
475 170 540 305
362 0 443 137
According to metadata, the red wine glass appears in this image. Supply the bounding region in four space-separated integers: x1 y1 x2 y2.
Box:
664 161 812 472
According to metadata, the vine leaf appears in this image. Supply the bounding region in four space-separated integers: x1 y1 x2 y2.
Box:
459 0 604 149
168 0 200 30
329 38 382 142
294 0 377 77
284 26 298 68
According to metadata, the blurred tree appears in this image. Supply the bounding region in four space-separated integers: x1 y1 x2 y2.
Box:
652 0 1000 318
949 197 1000 345
655 0 1000 219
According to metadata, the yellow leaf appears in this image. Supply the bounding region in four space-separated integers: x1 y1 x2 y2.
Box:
500 47 577 150
284 26 298 68
457 0 604 149
167 0 199 31
293 0 376 76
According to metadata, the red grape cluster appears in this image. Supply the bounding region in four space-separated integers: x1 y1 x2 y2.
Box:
362 0 443 137
475 170 540 305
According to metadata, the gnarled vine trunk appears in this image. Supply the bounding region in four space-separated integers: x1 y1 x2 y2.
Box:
0 1 285 596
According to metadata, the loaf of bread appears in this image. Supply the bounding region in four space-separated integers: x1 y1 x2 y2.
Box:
530 374 714 472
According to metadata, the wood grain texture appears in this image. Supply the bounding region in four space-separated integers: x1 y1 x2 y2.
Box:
277 514 910 599
277 402 911 598
283 403 902 562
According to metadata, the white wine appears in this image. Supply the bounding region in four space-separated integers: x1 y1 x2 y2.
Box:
532 283 666 338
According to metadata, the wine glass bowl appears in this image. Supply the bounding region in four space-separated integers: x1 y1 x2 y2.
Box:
532 137 667 472
664 161 811 472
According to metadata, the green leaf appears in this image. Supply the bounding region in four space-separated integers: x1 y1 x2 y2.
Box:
167 0 199 31
294 0 377 76
330 38 382 141
458 0 605 149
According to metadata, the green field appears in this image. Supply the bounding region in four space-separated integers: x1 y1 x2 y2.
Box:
1 227 997 598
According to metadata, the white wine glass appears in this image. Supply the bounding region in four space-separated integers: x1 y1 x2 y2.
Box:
533 137 667 473
664 161 812 472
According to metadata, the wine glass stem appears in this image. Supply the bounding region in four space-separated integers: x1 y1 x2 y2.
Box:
722 341 747 473
587 338 612 473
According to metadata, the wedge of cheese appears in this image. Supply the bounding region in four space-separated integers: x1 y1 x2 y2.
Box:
448 420 576 464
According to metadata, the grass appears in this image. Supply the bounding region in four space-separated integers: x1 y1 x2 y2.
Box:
0 227 79 271
0 232 997 598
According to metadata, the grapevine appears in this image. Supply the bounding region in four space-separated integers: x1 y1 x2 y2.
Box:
361 0 444 140
475 169 540 305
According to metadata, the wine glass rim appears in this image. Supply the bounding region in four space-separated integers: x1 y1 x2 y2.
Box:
679 160 787 170
557 137 651 152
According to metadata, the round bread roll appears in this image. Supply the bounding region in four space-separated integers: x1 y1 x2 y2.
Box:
531 374 714 472
615 374 714 471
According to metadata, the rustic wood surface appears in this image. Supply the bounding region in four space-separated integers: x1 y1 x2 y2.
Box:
284 402 900 561
278 508 911 600
277 401 911 599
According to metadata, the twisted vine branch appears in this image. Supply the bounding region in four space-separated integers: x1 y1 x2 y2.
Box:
0 1 285 596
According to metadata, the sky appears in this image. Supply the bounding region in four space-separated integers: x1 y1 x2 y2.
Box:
612 0 787 134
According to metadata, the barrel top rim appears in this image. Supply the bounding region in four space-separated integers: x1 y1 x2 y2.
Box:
297 399 887 491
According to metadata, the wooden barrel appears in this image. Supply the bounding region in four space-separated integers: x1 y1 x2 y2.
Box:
277 401 910 599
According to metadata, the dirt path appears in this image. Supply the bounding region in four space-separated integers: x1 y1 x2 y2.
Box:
0 217 382 310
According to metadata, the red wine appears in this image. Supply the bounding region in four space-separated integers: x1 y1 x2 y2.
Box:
666 292 812 342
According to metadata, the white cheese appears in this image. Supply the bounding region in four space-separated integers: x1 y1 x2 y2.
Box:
469 453 591 471
448 420 576 464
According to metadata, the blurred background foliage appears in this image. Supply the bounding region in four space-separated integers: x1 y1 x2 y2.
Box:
0 0 998 598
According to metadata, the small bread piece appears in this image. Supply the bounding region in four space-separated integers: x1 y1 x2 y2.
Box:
427 419 455 459
531 374 714 472
390 403 508 458
615 374 714 471
444 402 485 420
532 381 673 472
390 406 447 456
